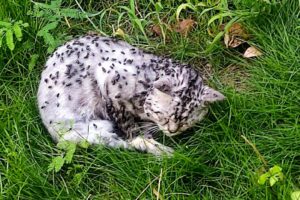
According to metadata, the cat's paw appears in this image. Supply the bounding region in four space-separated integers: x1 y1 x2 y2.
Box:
129 136 174 157
151 143 174 157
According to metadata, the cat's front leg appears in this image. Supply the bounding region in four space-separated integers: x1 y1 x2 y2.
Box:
129 136 174 156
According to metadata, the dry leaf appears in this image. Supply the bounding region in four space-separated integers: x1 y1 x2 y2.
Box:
224 33 230 48
243 46 262 58
151 24 162 36
228 37 245 48
114 28 125 38
223 23 248 48
175 19 196 36
87 31 100 36
153 188 163 200
229 23 248 39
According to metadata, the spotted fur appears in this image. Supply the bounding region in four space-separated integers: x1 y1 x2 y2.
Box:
37 34 225 156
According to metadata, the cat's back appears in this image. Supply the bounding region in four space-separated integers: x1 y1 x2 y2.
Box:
37 35 154 128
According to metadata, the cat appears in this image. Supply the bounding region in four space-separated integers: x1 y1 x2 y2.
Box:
37 34 225 156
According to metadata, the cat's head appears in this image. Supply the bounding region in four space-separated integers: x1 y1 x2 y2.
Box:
144 68 225 136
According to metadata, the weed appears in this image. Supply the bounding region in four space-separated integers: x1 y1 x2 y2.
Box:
28 0 95 53
0 19 29 51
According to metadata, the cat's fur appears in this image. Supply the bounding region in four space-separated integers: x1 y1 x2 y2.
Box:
37 34 225 156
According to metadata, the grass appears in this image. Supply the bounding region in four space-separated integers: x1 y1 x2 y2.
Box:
0 0 299 199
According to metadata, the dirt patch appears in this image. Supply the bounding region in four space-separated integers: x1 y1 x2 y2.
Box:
219 64 250 92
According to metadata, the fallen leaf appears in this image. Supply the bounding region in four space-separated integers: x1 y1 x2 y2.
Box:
114 28 125 38
243 46 262 58
87 31 100 36
229 23 248 39
224 33 230 48
175 19 196 36
151 24 162 36
223 23 248 48
153 188 163 200
228 37 245 48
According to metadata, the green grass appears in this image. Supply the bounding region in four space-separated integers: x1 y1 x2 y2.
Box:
0 0 299 199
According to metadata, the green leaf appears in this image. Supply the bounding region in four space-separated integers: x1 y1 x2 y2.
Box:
37 21 59 36
269 165 282 175
205 31 224 53
65 143 76 164
5 29 14 51
51 0 62 8
28 54 39 72
208 12 234 26
13 23 22 41
22 22 29 28
291 191 300 200
72 172 83 186
43 32 56 50
269 175 278 186
129 0 135 15
57 140 74 150
258 172 271 185
176 3 197 21
79 140 89 149
48 156 65 172
0 21 12 27
60 8 88 19
154 2 163 12
0 29 3 48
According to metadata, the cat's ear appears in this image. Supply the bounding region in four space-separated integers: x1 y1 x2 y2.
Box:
153 78 171 94
201 86 225 102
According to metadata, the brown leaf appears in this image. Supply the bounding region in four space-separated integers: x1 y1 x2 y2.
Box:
228 37 245 48
175 19 196 36
151 24 162 36
224 33 230 48
223 23 248 48
229 23 248 39
243 46 262 58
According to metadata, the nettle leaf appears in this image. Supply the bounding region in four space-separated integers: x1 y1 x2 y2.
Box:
72 172 84 186
37 21 59 36
57 141 76 164
50 0 62 9
57 140 72 150
28 54 39 72
13 23 22 41
0 21 12 28
269 175 278 187
43 32 56 53
5 29 14 51
22 22 29 28
65 143 76 164
79 140 90 149
258 171 271 185
291 191 300 200
33 0 62 10
48 156 65 172
269 165 282 175
258 165 284 186
60 8 90 19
